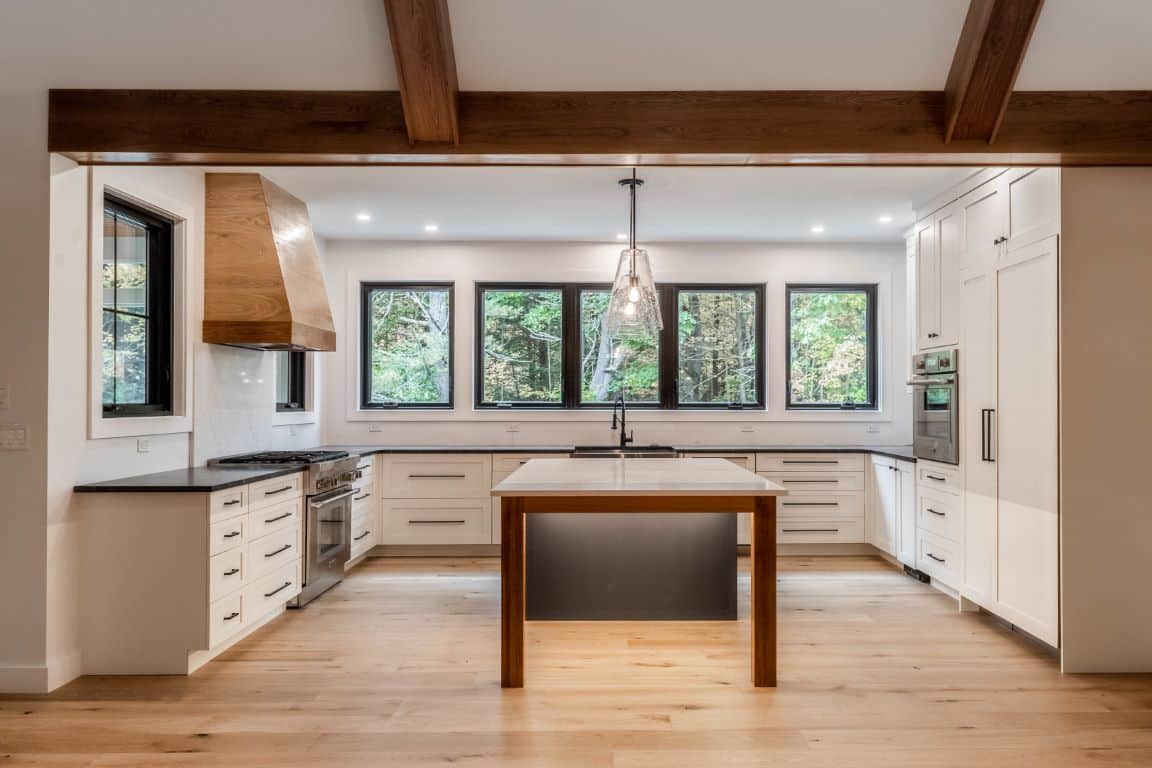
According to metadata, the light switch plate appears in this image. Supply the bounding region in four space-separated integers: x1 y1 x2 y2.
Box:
137 438 151 453
0 424 28 450
866 425 881 434
368 423 383 433
0 385 9 410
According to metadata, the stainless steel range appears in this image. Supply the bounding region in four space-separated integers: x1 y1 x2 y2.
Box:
210 449 361 606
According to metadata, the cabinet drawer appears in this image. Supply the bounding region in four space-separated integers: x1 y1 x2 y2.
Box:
351 476 375 510
247 498 300 541
209 487 248 522
244 559 300 619
492 453 561 484
353 456 375 477
777 518 865 544
681 452 755 470
208 591 245 649
917 530 960 588
383 498 491 544
209 515 247 556
917 490 962 542
350 516 377 560
247 525 300 580
757 453 864 472
248 473 303 509
778 492 864 520
918 462 962 496
209 547 246 601
760 472 864 493
382 455 493 498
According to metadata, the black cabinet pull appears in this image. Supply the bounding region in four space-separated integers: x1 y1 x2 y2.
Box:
223 530 241 539
927 508 946 517
223 611 240 621
357 463 371 471
264 544 292 558
354 493 372 501
782 528 839 533
353 531 371 541
981 408 996 462
926 553 946 563
781 502 839 507
781 459 838 465
224 499 242 506
781 479 839 484
263 511 292 524
223 568 240 576
263 485 294 496
408 519 466 525
409 473 467 479
926 474 947 482
263 581 292 598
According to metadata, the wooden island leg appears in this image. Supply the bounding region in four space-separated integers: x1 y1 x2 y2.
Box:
750 496 777 687
500 496 525 688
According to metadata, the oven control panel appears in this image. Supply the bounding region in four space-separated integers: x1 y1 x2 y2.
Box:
913 349 958 375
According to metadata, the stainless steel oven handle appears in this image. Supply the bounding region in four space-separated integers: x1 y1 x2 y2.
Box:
907 377 956 386
309 489 355 508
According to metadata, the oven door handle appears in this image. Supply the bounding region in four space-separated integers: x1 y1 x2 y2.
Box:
907 377 955 386
309 489 355 508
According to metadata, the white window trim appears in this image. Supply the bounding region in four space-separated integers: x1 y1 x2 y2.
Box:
87 172 194 440
272 351 318 426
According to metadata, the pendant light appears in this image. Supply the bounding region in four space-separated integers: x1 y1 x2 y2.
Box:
603 169 663 340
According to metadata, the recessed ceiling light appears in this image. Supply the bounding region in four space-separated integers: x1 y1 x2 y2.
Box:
877 215 893 224
355 212 372 222
810 225 825 234
616 233 628 241
424 223 439 233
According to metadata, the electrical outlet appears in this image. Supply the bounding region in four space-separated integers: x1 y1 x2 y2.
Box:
368 423 384 433
0 424 28 450
288 425 298 438
866 425 881 434
137 438 151 453
0 385 9 410
739 424 755 433
506 424 520 433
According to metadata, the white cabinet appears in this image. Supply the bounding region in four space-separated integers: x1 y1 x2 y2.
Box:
682 452 755 545
758 453 866 545
381 454 494 545
913 202 961 351
867 455 917 565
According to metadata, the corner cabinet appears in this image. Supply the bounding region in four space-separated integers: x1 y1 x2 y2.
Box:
867 455 916 566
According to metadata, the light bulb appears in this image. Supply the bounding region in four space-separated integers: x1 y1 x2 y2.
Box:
628 285 641 302
624 301 636 316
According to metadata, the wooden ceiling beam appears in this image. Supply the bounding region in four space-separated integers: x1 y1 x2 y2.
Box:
48 89 1152 166
945 0 1046 143
383 0 459 144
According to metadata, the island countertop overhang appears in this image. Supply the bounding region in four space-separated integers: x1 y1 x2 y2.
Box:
491 457 788 498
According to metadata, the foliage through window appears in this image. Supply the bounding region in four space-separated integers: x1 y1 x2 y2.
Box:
579 289 659 404
101 196 174 418
478 287 564 406
361 284 454 408
677 288 761 406
786 284 877 410
275 350 307 412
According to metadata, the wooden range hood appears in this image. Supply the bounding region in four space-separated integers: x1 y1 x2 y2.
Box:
203 173 335 351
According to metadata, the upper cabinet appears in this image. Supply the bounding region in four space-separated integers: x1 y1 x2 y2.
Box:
913 203 961 351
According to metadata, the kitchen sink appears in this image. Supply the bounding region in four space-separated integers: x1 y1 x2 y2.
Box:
569 445 678 459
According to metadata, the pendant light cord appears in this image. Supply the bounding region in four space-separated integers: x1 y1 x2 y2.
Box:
629 167 637 250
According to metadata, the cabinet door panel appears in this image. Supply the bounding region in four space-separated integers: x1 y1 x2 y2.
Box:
895 462 917 567
915 221 939 350
1006 168 1060 251
961 178 1006 275
935 206 962 348
996 236 1059 645
868 456 897 556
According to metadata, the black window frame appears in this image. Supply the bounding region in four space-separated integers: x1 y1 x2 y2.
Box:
360 281 456 410
785 283 879 411
101 195 175 419
275 350 308 412
474 282 765 410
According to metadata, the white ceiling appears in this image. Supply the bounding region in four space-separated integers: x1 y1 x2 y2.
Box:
259 167 976 243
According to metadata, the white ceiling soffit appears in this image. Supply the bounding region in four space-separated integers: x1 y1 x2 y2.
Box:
1014 0 1152 89
448 0 971 90
257 166 977 243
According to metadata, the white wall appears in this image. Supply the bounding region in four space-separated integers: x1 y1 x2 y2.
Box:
321 240 912 448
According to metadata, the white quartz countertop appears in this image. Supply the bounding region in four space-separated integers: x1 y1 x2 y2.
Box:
491 458 788 497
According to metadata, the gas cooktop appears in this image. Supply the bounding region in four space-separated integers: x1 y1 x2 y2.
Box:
211 450 350 466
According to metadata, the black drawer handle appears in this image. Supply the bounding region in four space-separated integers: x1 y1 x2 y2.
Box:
926 474 947 482
408 473 467 479
357 463 371 471
926 553 946 563
408 519 466 525
223 568 240 576
927 508 946 517
354 493 372 501
263 581 292 598
782 479 839 484
223 530 241 539
264 544 292 558
263 511 293 524
781 460 839 465
263 485 294 497
224 499 242 506
353 531 371 541
782 528 839 533
781 502 840 507
223 611 240 621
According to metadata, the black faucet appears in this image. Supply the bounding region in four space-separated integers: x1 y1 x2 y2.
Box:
611 393 634 450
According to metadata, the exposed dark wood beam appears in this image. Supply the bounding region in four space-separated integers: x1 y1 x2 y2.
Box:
945 0 1046 143
383 0 459 144
48 89 1152 166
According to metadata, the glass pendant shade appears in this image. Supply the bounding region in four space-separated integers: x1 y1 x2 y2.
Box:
603 247 663 340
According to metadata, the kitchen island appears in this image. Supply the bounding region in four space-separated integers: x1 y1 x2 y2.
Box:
492 457 787 688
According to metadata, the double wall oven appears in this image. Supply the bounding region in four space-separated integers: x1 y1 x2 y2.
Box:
910 350 959 465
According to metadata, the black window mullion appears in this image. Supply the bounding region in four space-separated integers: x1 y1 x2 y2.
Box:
361 282 455 409
657 285 677 409
785 283 877 411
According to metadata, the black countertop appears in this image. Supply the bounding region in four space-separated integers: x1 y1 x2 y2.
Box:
73 444 917 493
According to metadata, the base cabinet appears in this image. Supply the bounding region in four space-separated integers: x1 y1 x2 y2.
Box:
681 453 755 545
867 455 917 564
758 453 866 545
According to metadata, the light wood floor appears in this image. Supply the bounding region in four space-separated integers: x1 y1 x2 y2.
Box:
3 555 1152 767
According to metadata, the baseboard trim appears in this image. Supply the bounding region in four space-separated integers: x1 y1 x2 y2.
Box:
0 663 49 694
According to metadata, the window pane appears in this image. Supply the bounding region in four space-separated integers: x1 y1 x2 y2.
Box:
102 212 116 310
114 216 149 315
275 351 291 406
366 287 452 405
481 289 563 405
112 312 149 405
788 288 872 407
580 290 659 403
101 310 117 405
677 290 759 405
